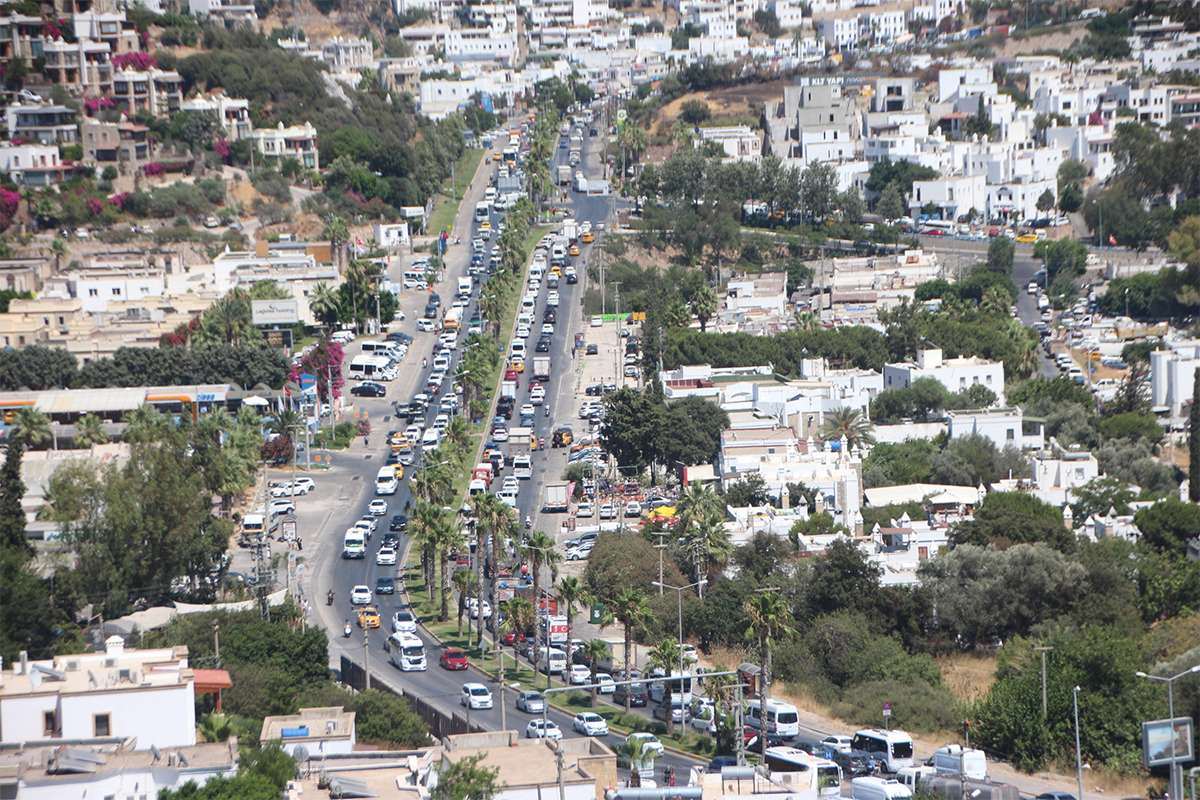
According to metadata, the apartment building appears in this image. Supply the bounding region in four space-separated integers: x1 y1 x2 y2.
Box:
42 38 114 94
696 125 761 162
908 173 987 221
80 118 152 171
883 347 1006 403
187 0 257 26
946 406 1044 451
444 28 517 65
321 37 374 72
0 142 68 186
251 121 320 170
6 104 79 145
111 66 183 118
764 78 860 166
1028 437 1100 506
1150 340 1200 418
181 90 254 140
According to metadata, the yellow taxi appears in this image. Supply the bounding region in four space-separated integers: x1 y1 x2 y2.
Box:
392 464 405 480
549 265 562 277
509 357 526 373
568 244 581 257
581 231 595 244
1015 233 1038 244
479 221 492 232
493 152 502 162
357 606 381 629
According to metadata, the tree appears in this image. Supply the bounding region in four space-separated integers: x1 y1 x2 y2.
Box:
724 473 770 507
876 182 906 222
840 188 866 224
585 532 687 604
1058 182 1083 213
647 637 685 735
1135 498 1200 554
1192 369 1200 502
0 439 29 553
583 637 610 707
659 396 729 467
611 588 653 710
964 94 992 139
680 507 732 585
679 100 711 126
745 590 794 756
600 388 660 473
556 576 590 663
452 568 478 636
819 407 875 449
1036 188 1056 215
521 530 561 623
986 236 1015 275
73 413 109 448
689 285 718 333
308 282 340 328
804 538 882 617
952 491 1072 552
431 753 502 800
1071 475 1135 520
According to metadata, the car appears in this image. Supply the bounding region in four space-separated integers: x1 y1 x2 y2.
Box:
392 609 417 633
598 503 616 520
821 735 853 754
467 598 493 619
1034 794 1077 800
516 691 546 713
356 516 378 533
416 318 436 332
292 478 315 493
440 647 469 670
368 499 389 516
535 338 551 353
356 606 381 628
595 673 616 694
350 585 373 605
590 316 602 327
541 323 555 336
573 712 608 737
525 719 563 740
624 365 640 378
389 515 408 532
351 381 386 397
576 501 594 518
613 682 649 707
586 343 599 355
707 756 739 773
1016 233 1038 243
626 732 664 757
376 547 397 566
568 664 592 684
567 543 593 561
268 499 295 516
520 403 535 418
461 682 494 709
375 576 396 595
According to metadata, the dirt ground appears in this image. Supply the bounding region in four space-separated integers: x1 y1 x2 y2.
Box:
937 653 997 705
998 22 1087 58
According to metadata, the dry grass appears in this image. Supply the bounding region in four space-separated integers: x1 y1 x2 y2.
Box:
937 653 997 704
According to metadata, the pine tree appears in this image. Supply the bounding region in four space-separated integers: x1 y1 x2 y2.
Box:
0 439 29 554
1190 368 1200 502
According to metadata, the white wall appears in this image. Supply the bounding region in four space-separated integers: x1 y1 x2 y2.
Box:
1 683 196 749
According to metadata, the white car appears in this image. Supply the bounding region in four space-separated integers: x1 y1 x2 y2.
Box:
821 735 853 754
516 324 531 339
576 502 594 518
355 517 377 533
497 488 518 508
502 475 520 493
467 598 493 619
590 316 602 327
598 503 616 520
529 385 546 405
596 673 616 694
461 683 494 710
546 291 560 307
292 478 315 493
368 499 388 516
350 585 373 605
568 664 592 685
541 323 554 336
416 318 436 332
520 404 535 418
392 609 417 633
376 547 397 566
626 732 664 758
566 542 593 561
268 499 295 516
573 712 609 737
525 719 563 740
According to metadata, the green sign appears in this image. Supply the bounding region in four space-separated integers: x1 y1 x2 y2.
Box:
589 602 606 624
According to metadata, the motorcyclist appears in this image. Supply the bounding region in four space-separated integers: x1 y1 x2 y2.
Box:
326 589 334 606
343 620 352 637
525 515 532 530
422 357 428 369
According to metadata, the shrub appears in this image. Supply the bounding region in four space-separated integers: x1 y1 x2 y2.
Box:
832 679 962 733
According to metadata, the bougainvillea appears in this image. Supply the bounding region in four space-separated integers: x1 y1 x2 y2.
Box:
289 338 345 402
83 95 115 114
112 51 155 70
142 162 165 177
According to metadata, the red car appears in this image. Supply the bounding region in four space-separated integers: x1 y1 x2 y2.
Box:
501 630 526 646
440 647 468 670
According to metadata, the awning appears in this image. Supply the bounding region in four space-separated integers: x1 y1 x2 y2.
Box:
193 668 233 694
242 396 269 407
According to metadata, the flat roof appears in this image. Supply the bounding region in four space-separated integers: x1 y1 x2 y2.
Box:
261 706 355 744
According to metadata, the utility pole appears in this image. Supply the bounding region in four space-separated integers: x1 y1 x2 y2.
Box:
498 648 508 732
1072 686 1084 800
735 682 746 766
363 629 371 691
212 622 221 666
650 530 668 596
1034 645 1054 719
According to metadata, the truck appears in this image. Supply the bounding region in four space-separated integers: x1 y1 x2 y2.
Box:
574 172 588 193
532 356 551 383
507 426 535 465
894 773 1018 800
541 614 569 645
560 217 578 242
556 164 573 185
542 483 569 513
500 379 518 400
569 134 583 151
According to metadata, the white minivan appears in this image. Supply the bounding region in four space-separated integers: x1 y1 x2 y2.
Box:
746 699 800 739
851 777 912 800
375 466 398 495
538 647 567 675
852 729 915 773
931 745 986 780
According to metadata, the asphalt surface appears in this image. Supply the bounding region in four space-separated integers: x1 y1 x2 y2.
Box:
297 119 705 775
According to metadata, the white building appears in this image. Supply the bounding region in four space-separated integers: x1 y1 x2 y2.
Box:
1150 340 1200 417
261 707 356 756
180 91 254 141
71 267 167 313
882 348 1006 403
946 406 1044 450
374 222 410 250
187 0 255 26
321 37 374 72
697 125 761 162
909 173 988 221
937 65 993 104
250 121 320 170
444 28 517 65
0 142 66 187
1029 437 1100 506
0 636 198 749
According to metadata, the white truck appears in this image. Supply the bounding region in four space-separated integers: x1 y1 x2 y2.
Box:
560 218 578 242
542 483 569 513
574 172 588 193
557 164 573 186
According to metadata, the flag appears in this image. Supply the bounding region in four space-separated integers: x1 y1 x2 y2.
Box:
1108 234 1117 246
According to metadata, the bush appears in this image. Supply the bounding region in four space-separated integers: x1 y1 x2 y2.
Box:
832 679 962 733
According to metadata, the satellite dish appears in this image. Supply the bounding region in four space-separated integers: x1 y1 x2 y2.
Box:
293 745 311 763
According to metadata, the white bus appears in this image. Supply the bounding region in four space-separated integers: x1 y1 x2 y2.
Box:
375 466 399 496
746 699 801 739
475 201 490 223
349 354 390 379
852 729 915 773
764 747 842 798
342 529 366 559
388 633 427 672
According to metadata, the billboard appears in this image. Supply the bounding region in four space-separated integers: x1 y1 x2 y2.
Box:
251 299 300 326
1142 717 1194 767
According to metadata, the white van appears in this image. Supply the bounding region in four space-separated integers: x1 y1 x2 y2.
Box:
746 699 801 739
421 427 441 452
931 745 987 780
538 647 567 675
375 466 399 496
894 766 936 793
457 276 472 298
852 729 915 773
402 269 427 288
512 454 532 480
362 340 398 356
388 632 427 672
349 354 390 380
851 777 912 800
342 529 366 559
241 513 269 537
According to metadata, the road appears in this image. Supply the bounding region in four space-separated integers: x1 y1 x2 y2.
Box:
296 118 703 776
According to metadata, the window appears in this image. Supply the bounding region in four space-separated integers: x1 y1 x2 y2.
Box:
112 287 121 296
93 713 111 736
43 710 57 736
1006 429 1015 441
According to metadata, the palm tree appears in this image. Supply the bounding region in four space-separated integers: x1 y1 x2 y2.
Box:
72 413 108 448
432 510 466 621
522 530 561 621
689 285 719 333
676 483 722 533
194 289 254 348
681 507 732 587
443 416 472 461
410 501 445 602
744 590 795 757
50 237 66 272
198 712 233 742
323 215 349 269
611 588 652 711
500 595 537 682
622 733 655 786
123 404 169 444
267 409 302 465
12 408 51 449
470 493 514 649
556 576 590 663
647 637 685 736
583 638 610 707
452 568 479 636
412 458 454 506
819 406 876 449
308 282 341 329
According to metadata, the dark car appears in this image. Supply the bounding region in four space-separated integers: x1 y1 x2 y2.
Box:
375 576 396 595
386 332 413 344
1035 794 1077 800
566 272 578 284
535 338 551 353
613 683 649 707
830 748 877 777
585 343 599 355
543 309 557 324
389 515 408 532
381 533 400 549
707 756 738 773
351 382 386 397
424 304 438 319
429 292 441 306
393 402 413 420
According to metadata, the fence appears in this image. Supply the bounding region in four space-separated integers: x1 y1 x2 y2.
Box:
339 654 485 739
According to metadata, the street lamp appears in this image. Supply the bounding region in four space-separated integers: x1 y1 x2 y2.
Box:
652 578 706 721
1072 686 1083 800
1136 665 1200 800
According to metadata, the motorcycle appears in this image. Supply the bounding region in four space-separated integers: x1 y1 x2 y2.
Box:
326 590 334 606
343 621 352 638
